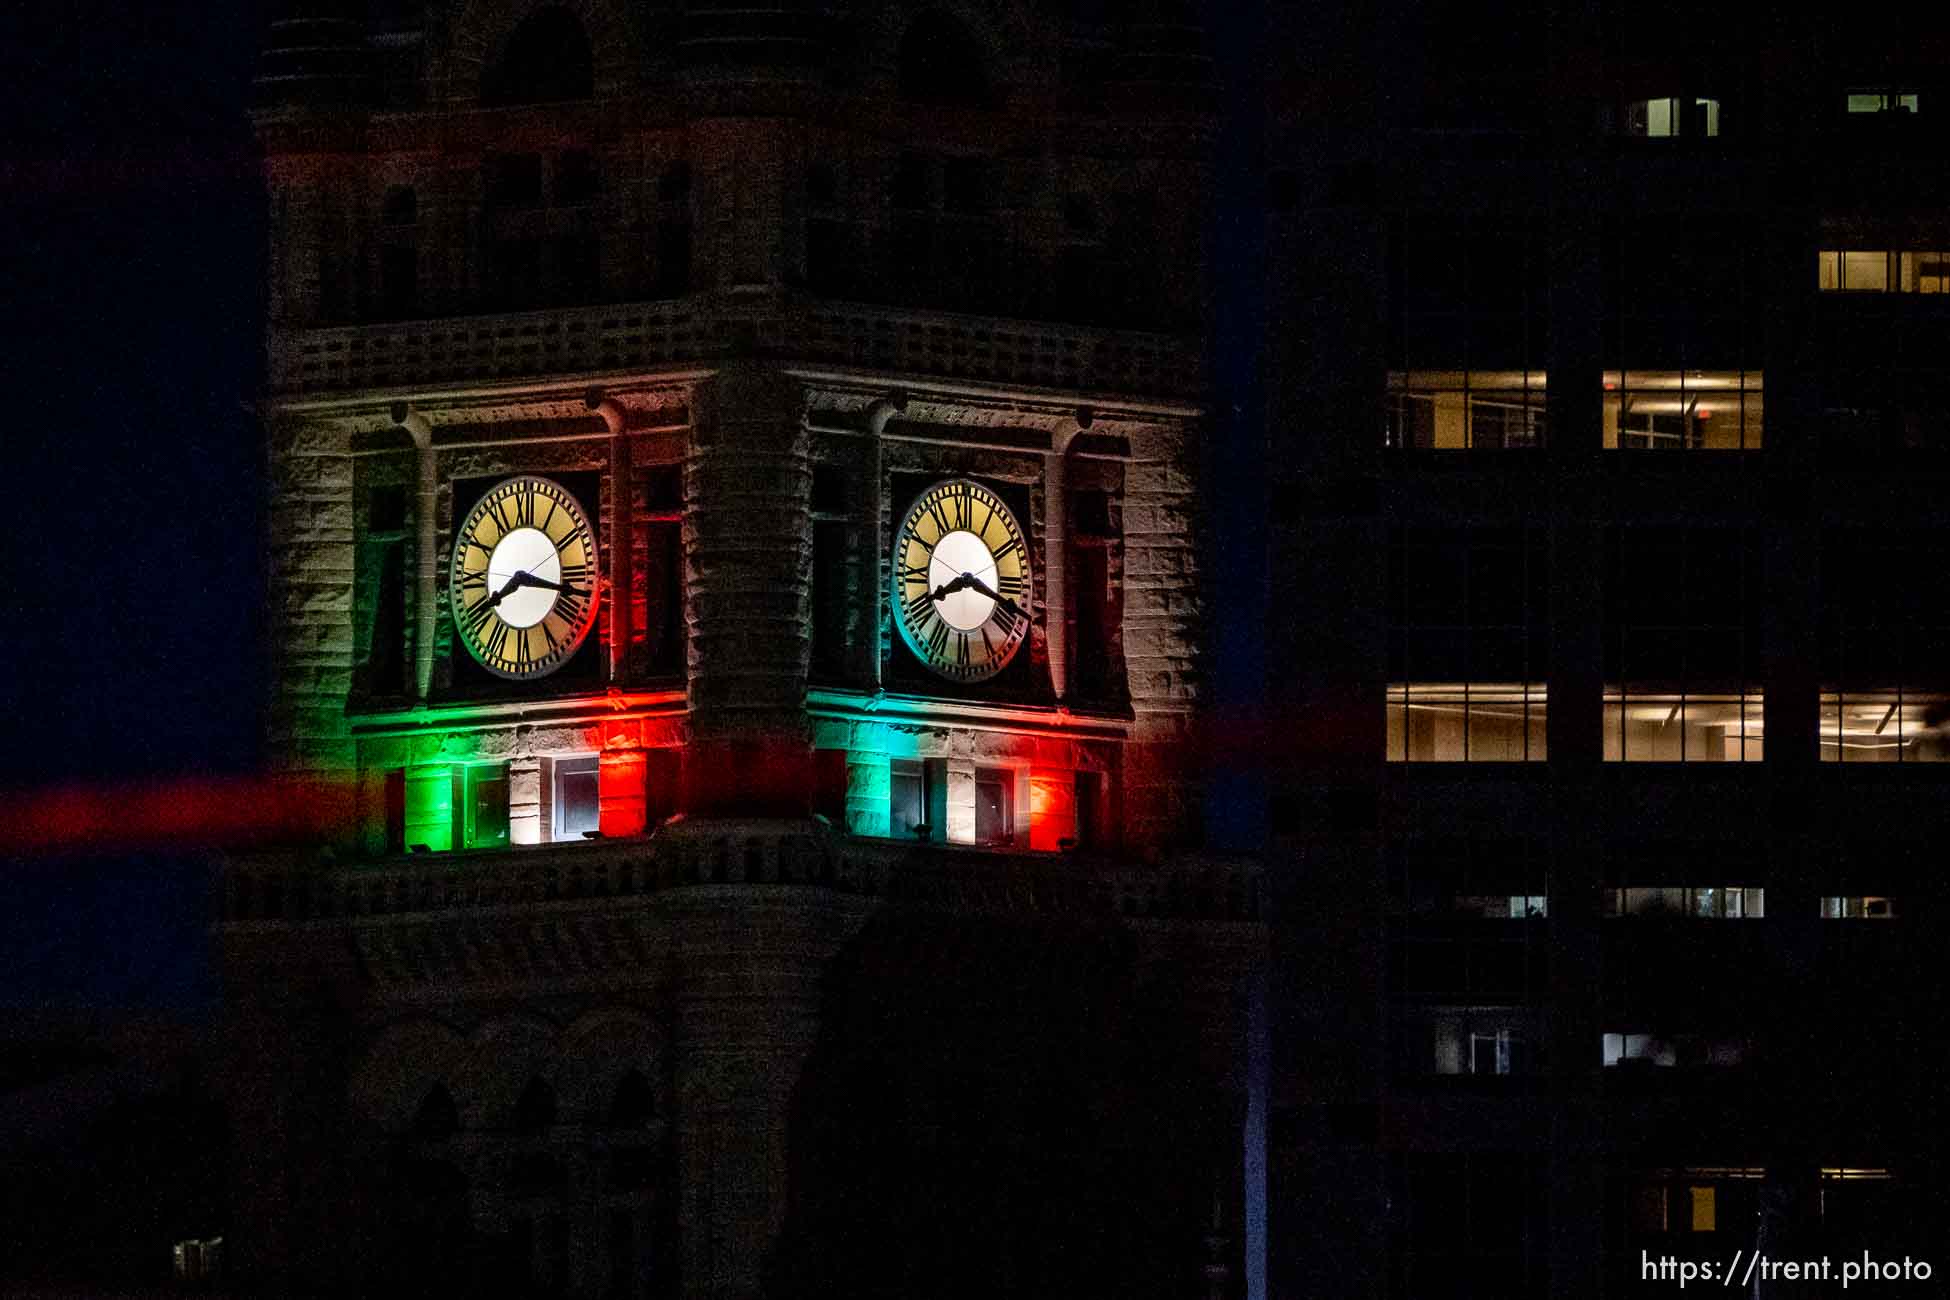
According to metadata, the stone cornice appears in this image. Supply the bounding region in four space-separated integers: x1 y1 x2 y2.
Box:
267 296 1203 405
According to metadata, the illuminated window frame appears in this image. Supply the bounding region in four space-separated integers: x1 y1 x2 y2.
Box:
1820 895 1894 919
1388 683 1549 762
1604 689 1763 762
1820 690 1950 761
1603 369 1763 451
1385 372 1547 450
1624 96 1721 138
1604 886 1765 918
1817 250 1950 293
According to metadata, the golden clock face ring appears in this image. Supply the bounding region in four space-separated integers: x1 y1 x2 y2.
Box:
892 477 1031 683
449 475 598 681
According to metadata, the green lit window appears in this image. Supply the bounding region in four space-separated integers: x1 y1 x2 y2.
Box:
462 764 510 850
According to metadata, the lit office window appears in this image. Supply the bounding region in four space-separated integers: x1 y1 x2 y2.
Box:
1385 371 1546 449
1603 1034 1746 1069
1625 96 1720 137
1604 887 1765 918
1820 690 1950 761
1603 691 1763 761
553 756 600 840
1846 91 1919 114
1820 896 1894 919
1603 370 1762 449
1817 250 1950 292
1417 1015 1533 1076
1388 684 1548 761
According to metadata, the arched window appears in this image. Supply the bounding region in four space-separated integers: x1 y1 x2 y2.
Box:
897 10 995 108
483 6 594 106
608 1068 655 1128
513 1076 558 1133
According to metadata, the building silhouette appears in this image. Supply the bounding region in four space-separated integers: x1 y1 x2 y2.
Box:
1261 2 1947 1296
229 3 1260 1298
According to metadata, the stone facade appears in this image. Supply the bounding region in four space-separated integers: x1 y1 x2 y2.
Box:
229 3 1258 1297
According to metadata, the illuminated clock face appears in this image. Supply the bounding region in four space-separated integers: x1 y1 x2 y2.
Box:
893 478 1031 682
450 475 598 680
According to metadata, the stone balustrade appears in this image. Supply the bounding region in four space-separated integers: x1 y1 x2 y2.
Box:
268 296 1202 399
219 818 1259 926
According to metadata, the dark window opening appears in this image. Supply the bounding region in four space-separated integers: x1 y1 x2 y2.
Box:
1070 544 1113 701
806 162 838 207
608 1069 654 1128
556 149 600 204
483 6 593 106
383 185 417 227
811 520 850 683
657 161 691 203
1073 770 1101 849
513 1077 557 1134
813 747 848 825
553 756 600 840
556 233 600 301
812 463 848 514
412 1083 458 1140
491 237 544 309
380 244 417 318
898 10 995 108
655 219 691 296
485 152 545 207
644 520 684 677
368 538 407 696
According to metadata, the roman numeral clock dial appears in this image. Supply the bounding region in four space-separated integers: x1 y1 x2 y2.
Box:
893 478 1032 683
450 475 598 680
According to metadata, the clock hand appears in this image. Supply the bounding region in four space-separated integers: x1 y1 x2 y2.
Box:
513 571 565 592
959 572 1020 613
482 571 525 608
931 573 973 602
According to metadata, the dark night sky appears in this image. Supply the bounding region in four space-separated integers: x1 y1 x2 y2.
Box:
3 2 264 1015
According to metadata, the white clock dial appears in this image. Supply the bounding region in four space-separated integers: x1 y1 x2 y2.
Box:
893 478 1032 683
450 476 598 680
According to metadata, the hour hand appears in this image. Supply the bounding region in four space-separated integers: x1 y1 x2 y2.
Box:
486 572 524 607
960 573 1018 612
514 571 563 592
931 573 972 602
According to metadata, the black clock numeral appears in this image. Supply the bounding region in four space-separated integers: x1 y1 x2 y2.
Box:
556 585 591 625
997 573 1025 598
484 620 511 662
514 490 536 528
902 564 930 584
904 590 935 623
458 597 496 634
560 559 592 584
976 499 995 540
955 632 970 666
980 625 995 659
926 496 952 539
950 484 972 530
991 536 1021 562
989 601 1021 633
555 523 589 552
458 570 487 592
514 629 535 667
488 497 514 535
925 619 949 658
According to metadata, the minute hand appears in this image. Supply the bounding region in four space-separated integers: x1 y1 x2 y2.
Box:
961 573 1019 612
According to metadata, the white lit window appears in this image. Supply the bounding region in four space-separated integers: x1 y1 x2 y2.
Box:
553 755 600 841
1820 896 1894 919
1604 1033 1746 1068
1625 97 1721 138
1605 887 1765 918
974 767 1014 846
1846 91 1918 114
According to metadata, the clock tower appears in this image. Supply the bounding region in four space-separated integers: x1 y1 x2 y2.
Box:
224 4 1261 1297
